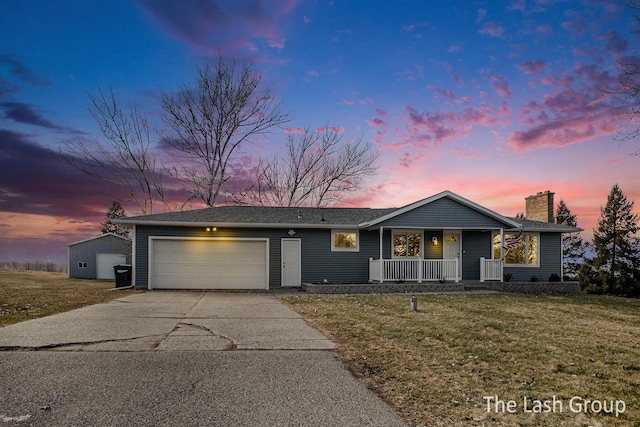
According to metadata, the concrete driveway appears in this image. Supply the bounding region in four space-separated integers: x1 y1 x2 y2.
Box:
0 292 336 351
0 291 408 426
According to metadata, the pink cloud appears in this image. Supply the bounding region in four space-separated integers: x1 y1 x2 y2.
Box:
307 70 319 77
485 71 512 99
398 152 425 170
341 99 354 105
599 30 628 58
139 0 299 55
508 62 627 151
517 60 547 75
396 65 424 81
316 126 344 134
366 117 388 128
396 104 506 147
284 127 305 134
479 21 505 38
561 10 588 38
536 24 553 37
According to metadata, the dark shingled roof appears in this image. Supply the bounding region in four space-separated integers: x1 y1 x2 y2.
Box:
115 192 582 233
509 218 582 233
117 205 399 227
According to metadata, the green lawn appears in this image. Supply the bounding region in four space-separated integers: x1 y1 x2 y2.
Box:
282 293 640 426
0 270 140 327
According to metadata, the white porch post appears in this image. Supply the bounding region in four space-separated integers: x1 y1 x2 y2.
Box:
480 257 485 283
379 227 384 283
499 228 504 282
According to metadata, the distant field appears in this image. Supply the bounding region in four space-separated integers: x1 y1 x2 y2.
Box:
282 293 640 426
0 270 140 327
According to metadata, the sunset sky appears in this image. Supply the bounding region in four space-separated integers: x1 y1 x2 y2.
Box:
1 0 639 265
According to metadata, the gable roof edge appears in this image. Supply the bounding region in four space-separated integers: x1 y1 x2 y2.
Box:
361 190 521 229
66 232 132 247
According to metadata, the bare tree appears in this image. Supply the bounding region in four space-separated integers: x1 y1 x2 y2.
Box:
61 87 171 214
160 54 290 206
239 126 378 207
614 0 640 153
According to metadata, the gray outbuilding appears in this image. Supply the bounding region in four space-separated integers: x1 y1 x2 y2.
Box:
67 233 132 279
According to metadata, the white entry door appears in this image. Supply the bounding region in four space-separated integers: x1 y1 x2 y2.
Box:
443 231 462 280
281 239 301 287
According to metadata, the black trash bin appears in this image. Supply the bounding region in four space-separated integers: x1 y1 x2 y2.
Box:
113 265 132 288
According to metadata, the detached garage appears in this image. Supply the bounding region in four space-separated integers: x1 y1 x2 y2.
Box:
67 233 132 279
149 237 269 290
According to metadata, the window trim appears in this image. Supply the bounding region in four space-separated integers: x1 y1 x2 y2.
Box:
331 229 359 252
492 231 540 267
392 229 424 258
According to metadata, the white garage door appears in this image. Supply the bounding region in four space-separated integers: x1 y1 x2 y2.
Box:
96 253 127 280
149 238 269 290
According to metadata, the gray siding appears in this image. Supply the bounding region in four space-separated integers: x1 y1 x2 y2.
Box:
134 226 378 287
68 235 132 279
375 197 510 229
504 233 562 282
133 227 564 286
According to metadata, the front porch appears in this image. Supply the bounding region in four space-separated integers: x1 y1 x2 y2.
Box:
368 257 504 283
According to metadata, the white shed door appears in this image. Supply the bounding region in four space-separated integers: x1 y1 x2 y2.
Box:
150 238 269 290
96 253 126 280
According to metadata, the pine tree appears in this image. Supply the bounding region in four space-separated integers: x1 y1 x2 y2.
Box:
555 199 587 278
582 184 640 295
100 201 130 238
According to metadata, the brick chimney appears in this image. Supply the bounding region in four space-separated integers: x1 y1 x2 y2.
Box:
525 191 555 223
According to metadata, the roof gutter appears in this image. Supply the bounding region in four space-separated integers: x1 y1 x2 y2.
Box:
113 219 358 229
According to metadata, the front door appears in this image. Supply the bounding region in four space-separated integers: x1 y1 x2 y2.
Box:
281 239 301 287
443 231 462 280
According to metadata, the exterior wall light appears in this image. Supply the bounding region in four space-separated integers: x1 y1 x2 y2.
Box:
288 229 296 236
206 227 217 232
432 236 438 245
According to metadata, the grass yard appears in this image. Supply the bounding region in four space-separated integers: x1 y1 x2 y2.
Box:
282 293 640 426
0 270 140 327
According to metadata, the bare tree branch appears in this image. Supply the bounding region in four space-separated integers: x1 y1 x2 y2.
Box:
160 54 290 206
240 126 378 207
60 87 173 214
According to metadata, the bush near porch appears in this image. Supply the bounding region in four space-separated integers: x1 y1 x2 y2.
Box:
282 293 640 426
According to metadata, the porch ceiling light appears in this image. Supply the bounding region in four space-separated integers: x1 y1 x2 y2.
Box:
206 227 217 232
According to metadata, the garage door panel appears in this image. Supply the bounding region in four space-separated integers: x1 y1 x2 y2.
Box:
150 238 268 290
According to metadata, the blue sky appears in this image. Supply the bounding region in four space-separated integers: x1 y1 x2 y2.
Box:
1 0 639 264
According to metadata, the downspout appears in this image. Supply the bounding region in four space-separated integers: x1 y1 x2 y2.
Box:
379 227 384 283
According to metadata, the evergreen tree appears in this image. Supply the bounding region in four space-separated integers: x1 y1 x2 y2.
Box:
581 184 640 295
555 199 587 278
100 201 130 237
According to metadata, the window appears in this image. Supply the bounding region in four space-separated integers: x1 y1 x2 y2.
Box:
493 232 539 266
393 231 422 258
332 230 359 251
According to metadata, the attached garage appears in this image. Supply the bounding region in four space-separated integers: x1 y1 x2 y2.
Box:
149 237 269 290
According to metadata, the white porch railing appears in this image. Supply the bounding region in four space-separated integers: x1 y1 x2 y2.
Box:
480 257 503 282
369 258 459 283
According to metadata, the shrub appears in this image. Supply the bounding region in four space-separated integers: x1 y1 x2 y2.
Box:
530 275 538 282
549 273 561 282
